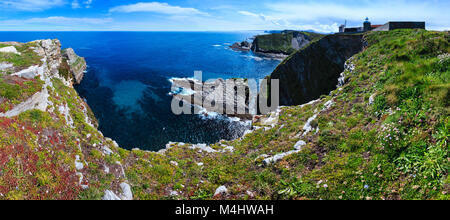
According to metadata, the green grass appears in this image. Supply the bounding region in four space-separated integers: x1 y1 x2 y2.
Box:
0 43 42 68
0 77 44 112
58 58 71 80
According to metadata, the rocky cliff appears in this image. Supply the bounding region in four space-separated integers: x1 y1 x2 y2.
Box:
268 34 364 106
62 48 86 84
0 40 131 200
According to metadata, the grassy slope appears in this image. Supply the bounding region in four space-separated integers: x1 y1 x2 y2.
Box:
0 76 44 112
124 29 449 200
0 43 127 200
0 77 126 199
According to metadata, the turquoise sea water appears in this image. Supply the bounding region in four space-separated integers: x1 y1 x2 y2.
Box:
0 32 281 150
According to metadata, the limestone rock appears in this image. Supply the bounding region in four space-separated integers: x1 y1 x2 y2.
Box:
119 182 133 200
0 62 13 70
214 185 228 196
230 41 251 51
0 46 21 55
62 48 87 84
103 190 121 200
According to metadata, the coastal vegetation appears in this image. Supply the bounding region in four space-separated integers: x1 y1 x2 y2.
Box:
123 29 449 200
0 29 448 200
0 42 42 70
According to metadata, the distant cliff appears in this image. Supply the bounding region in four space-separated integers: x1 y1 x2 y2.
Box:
268 34 364 105
230 30 324 58
62 48 86 84
251 31 324 55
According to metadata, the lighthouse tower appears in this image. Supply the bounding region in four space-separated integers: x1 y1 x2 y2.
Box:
363 17 371 31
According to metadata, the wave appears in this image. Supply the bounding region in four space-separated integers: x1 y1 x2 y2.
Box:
240 55 263 61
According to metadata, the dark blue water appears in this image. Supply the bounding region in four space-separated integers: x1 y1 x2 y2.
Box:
0 32 280 150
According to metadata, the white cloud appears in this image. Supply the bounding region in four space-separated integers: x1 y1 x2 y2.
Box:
238 11 258 17
71 0 80 9
0 0 66 11
71 0 92 9
109 2 208 16
265 1 449 30
2 16 112 25
83 0 92 8
239 10 308 31
238 1 449 32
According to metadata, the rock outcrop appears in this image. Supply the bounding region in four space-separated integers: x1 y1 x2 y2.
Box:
230 41 252 51
268 34 364 106
170 77 254 119
0 39 131 200
62 48 86 84
0 46 21 55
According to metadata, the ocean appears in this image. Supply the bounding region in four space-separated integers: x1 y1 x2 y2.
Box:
0 32 281 151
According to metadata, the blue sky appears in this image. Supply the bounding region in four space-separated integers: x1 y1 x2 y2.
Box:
0 0 448 31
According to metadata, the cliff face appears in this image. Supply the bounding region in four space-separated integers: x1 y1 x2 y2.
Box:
251 31 324 55
269 34 364 106
62 48 86 84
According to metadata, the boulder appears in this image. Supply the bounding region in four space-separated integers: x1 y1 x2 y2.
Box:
230 41 251 51
214 185 228 196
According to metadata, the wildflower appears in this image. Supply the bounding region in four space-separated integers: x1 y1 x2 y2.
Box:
323 184 328 188
364 185 369 189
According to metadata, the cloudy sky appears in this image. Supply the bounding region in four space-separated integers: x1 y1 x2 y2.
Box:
0 0 448 32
